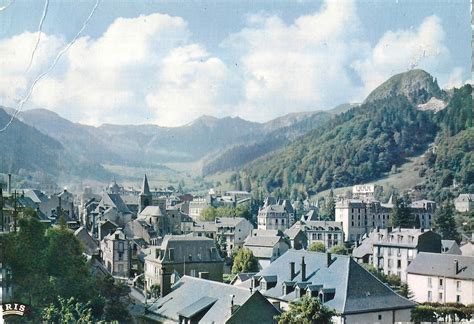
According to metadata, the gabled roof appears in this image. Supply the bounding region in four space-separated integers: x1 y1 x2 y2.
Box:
139 206 164 217
442 240 462 255
252 250 414 315
407 252 474 280
74 226 99 255
24 189 48 203
100 193 131 214
146 276 279 323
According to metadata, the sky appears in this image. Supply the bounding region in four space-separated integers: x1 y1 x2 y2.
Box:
0 0 471 127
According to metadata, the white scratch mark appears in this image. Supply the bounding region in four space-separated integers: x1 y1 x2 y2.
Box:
0 0 14 12
26 0 49 72
0 0 102 132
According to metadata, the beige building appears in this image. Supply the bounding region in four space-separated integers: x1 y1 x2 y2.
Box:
454 193 474 212
336 197 436 242
144 235 223 296
100 228 130 279
407 253 474 305
243 230 291 269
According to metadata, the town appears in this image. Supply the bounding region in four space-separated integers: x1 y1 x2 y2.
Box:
1 173 472 323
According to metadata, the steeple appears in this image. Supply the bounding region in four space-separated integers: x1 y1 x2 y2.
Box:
141 174 151 195
139 174 152 213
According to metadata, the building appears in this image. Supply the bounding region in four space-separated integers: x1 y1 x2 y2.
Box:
371 228 441 282
145 276 280 323
237 250 415 323
100 228 131 279
243 230 291 269
144 235 223 296
193 217 254 257
188 197 210 220
289 220 344 250
335 197 436 242
257 198 296 231
283 228 307 250
441 240 462 255
454 193 474 212
460 234 474 256
407 253 474 305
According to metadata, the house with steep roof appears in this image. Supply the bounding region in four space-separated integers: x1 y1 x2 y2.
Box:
100 228 130 279
407 252 474 305
283 227 307 250
144 235 223 296
460 234 474 256
441 239 462 255
144 276 280 323
237 250 415 323
94 192 132 228
244 230 291 269
74 226 99 256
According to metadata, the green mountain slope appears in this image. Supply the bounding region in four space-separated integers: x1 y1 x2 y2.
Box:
243 70 462 198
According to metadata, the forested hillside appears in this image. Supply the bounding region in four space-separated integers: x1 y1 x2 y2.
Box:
240 70 470 199
202 111 332 175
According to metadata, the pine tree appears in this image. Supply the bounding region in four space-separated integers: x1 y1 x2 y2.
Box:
390 196 413 228
434 203 460 242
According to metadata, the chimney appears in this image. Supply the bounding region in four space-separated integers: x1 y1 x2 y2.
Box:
301 257 306 282
421 228 425 233
326 252 332 267
454 259 459 275
7 174 11 195
290 261 296 280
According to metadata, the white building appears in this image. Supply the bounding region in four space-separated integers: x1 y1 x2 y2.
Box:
100 228 130 279
407 253 474 305
289 220 344 250
243 230 291 269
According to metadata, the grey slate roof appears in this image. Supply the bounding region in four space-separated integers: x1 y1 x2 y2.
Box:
100 193 131 214
251 250 414 315
406 252 474 280
74 227 99 255
139 206 164 217
442 240 462 255
24 189 48 203
147 276 279 323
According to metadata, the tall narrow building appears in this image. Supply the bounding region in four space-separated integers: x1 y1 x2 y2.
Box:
139 174 152 213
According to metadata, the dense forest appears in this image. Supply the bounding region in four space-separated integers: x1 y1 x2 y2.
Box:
234 71 472 200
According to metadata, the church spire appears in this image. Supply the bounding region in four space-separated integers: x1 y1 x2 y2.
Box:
141 174 151 195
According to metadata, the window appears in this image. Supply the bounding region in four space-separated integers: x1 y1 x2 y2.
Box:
456 281 461 291
397 260 401 269
428 277 432 288
427 291 432 301
378 315 382 321
118 264 124 273
397 248 401 257
439 278 443 287
456 295 461 303
168 248 175 261
438 292 443 301
388 259 393 268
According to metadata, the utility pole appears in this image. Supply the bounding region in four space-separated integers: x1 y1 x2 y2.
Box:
13 190 17 232
0 186 3 232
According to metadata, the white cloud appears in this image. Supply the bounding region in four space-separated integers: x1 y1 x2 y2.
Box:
223 0 368 121
353 15 451 97
0 3 465 126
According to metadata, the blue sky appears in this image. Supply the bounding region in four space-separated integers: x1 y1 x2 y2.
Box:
0 0 471 126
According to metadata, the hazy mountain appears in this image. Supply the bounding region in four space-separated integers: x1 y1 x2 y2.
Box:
0 108 111 181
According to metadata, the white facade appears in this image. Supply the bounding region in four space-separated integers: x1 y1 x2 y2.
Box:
257 205 289 231
454 194 474 212
407 273 474 304
100 229 130 278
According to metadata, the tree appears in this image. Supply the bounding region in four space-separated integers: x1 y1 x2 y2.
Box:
46 226 95 301
232 248 258 274
328 245 348 255
390 196 414 228
434 203 461 242
308 242 326 252
42 297 93 323
95 275 131 322
200 206 217 221
275 295 337 324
